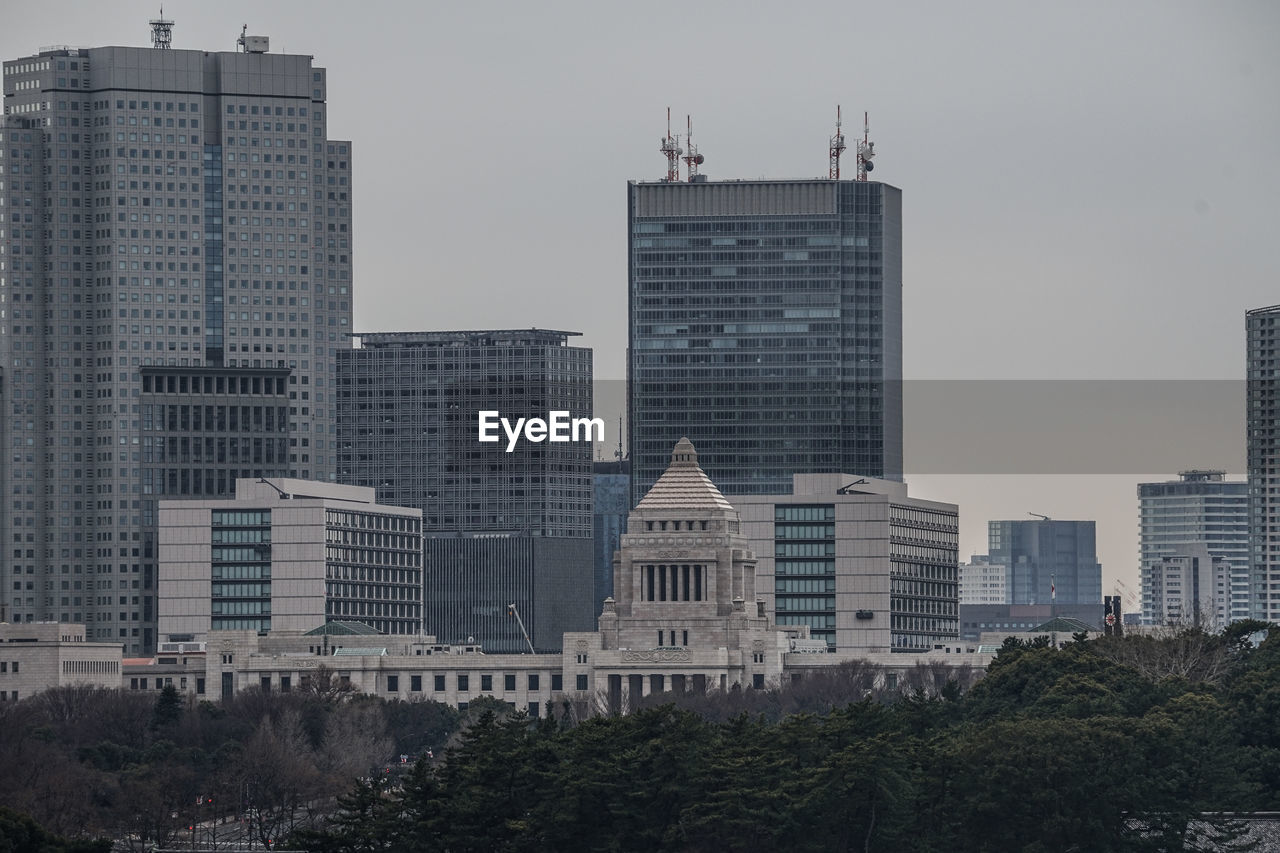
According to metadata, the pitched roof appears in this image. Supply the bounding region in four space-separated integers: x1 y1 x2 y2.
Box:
303 620 382 637
635 438 736 513
1031 616 1096 634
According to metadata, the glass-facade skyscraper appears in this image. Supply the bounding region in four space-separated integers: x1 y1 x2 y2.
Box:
1247 304 1280 623
987 519 1102 606
0 32 352 653
336 330 596 652
627 178 902 503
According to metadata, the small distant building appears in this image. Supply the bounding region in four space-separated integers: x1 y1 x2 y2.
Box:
0 623 122 702
959 555 1010 605
1146 545 1231 628
958 603 1103 644
158 479 424 643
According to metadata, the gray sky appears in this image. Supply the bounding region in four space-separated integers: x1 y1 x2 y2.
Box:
6 1 1278 601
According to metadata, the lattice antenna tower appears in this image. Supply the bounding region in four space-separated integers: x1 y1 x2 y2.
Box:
659 107 682 182
829 105 846 179
682 115 704 181
149 7 174 49
856 111 876 181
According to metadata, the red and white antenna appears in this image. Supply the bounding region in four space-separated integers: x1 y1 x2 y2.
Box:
829 105 846 179
659 107 682 183
682 114 705 182
856 111 875 181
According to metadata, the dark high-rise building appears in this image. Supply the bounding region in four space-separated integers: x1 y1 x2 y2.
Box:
0 27 352 653
592 458 630 614
336 330 595 652
986 519 1102 606
1247 304 1280 623
627 178 902 503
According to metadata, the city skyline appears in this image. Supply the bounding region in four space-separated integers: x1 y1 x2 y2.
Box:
3 1 1277 599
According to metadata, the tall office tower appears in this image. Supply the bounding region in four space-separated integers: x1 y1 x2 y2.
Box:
627 177 902 503
987 519 1102 606
1138 470 1248 625
592 458 630 616
1248 305 1280 623
0 25 352 653
336 330 595 652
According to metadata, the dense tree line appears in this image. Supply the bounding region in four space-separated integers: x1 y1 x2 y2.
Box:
0 668 462 850
294 623 1280 853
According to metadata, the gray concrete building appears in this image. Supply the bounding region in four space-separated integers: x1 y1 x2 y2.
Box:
1145 545 1231 628
627 177 903 503
736 474 959 654
158 478 422 642
1138 470 1248 625
336 330 595 653
0 27 353 653
0 622 122 702
987 519 1102 606
1248 305 1280 623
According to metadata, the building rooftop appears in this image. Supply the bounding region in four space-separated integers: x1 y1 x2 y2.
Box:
352 329 581 349
634 438 736 513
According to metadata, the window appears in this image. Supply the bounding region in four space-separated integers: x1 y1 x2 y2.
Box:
386 675 399 692
575 674 588 691
504 673 516 692
528 673 540 691
480 674 492 692
410 675 422 692
434 674 445 692
527 702 540 718
457 674 469 692
752 674 765 689
551 673 563 691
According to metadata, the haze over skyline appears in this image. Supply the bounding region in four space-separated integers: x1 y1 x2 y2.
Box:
4 0 1276 600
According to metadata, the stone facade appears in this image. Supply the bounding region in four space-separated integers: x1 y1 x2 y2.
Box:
0 622 122 702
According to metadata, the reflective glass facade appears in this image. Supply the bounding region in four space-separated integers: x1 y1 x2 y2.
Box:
627 179 902 502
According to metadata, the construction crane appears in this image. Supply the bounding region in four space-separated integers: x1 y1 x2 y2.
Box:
507 603 535 654
1028 512 1051 521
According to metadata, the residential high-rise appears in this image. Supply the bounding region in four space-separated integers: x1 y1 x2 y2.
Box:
1247 305 1280 623
0 27 353 653
986 519 1102 606
336 330 595 652
1138 470 1248 625
158 478 423 642
737 474 958 653
627 177 902 503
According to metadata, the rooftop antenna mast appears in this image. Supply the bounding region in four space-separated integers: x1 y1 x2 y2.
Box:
237 24 248 52
149 7 174 49
659 107 682 183
615 416 624 462
682 114 704 182
856 111 875 181
829 105 846 179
